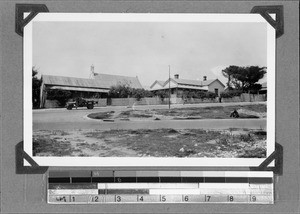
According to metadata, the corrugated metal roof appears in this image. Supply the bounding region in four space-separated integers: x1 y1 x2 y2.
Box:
150 85 208 91
93 73 143 89
42 74 143 90
42 75 110 88
150 78 225 90
171 78 216 87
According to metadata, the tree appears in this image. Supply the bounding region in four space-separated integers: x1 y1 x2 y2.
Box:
108 83 154 100
131 88 154 101
109 83 132 98
221 65 241 90
222 65 266 93
32 67 41 108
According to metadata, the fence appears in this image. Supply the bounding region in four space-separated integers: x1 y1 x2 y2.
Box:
110 97 167 106
222 93 267 103
43 94 266 108
84 98 107 107
186 97 218 104
44 98 107 108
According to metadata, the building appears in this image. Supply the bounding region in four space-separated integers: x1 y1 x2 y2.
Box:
150 80 166 91
39 73 143 108
259 82 267 94
150 74 225 97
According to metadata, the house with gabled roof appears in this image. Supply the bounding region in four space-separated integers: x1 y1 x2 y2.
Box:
39 73 143 108
259 82 267 94
150 80 166 91
150 74 225 97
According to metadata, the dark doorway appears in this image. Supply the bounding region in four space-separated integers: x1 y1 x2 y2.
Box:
214 88 219 96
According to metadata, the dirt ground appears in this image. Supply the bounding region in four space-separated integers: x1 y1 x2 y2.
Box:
33 128 266 158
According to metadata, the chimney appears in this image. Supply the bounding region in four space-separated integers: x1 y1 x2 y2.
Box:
89 64 95 79
174 74 179 79
203 76 207 81
91 64 94 74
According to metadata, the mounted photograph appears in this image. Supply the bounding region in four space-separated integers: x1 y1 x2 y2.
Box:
24 13 275 167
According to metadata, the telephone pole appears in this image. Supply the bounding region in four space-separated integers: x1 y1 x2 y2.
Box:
168 65 171 109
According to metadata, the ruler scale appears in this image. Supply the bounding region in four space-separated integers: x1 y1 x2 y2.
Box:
48 171 273 204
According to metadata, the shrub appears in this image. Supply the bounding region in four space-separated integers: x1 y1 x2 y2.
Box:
220 90 243 98
131 88 154 101
183 91 217 99
155 90 169 101
195 91 206 99
203 91 217 99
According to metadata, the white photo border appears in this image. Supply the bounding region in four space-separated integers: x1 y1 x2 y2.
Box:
24 13 276 167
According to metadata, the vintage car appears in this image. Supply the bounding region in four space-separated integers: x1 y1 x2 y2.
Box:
66 98 98 110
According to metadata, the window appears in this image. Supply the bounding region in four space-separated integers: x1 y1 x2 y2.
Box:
214 88 219 95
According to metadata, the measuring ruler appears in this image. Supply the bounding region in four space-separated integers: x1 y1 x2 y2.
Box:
48 170 273 204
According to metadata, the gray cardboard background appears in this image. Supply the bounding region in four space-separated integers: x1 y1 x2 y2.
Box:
1 0 299 213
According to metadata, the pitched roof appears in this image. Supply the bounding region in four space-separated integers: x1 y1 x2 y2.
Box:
170 78 225 87
156 81 165 86
261 82 267 88
93 73 143 89
259 82 267 91
42 75 110 88
42 73 144 90
150 80 166 89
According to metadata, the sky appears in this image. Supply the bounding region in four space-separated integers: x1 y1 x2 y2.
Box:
32 21 268 87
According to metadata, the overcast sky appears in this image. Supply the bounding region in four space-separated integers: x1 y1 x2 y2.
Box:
32 21 267 87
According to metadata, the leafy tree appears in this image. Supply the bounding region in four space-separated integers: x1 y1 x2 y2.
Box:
131 88 154 101
109 83 132 98
108 83 154 100
32 67 41 108
222 65 266 93
221 65 241 90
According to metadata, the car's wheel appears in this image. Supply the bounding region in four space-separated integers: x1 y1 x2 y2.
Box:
87 103 94 109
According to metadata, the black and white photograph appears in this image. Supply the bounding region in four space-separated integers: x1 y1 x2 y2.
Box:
24 13 275 166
